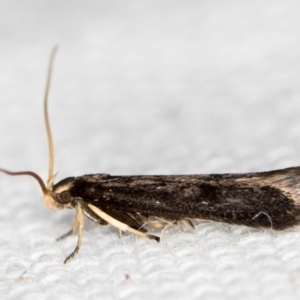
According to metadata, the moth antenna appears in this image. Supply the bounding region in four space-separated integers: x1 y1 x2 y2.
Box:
0 47 59 198
44 46 58 190
0 169 47 194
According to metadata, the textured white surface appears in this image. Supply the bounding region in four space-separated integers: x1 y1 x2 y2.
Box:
1 1 300 299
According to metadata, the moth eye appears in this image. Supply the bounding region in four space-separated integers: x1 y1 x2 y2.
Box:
59 190 71 204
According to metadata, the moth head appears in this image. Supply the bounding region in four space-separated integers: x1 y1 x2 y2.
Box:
50 177 76 208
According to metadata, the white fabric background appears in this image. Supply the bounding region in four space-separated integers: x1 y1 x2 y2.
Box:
1 1 300 299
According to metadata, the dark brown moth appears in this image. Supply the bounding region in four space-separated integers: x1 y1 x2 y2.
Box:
1 48 300 263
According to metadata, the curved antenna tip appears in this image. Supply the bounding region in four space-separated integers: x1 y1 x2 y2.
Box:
0 168 48 194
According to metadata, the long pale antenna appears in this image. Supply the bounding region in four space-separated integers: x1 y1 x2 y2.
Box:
44 46 58 189
0 47 59 198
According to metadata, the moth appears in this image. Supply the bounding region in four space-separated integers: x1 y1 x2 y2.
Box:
1 48 300 263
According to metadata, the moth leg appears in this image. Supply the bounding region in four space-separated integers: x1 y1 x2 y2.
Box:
56 229 74 241
118 229 124 238
182 219 195 230
64 202 84 264
103 208 147 232
176 221 184 232
175 219 195 231
56 208 81 241
81 204 108 225
88 204 160 242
